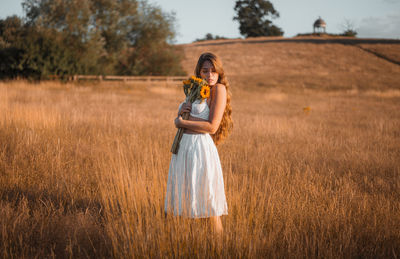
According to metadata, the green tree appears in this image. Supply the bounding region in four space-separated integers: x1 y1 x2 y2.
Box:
22 0 132 75
0 16 90 80
119 2 185 75
12 0 185 78
0 16 26 79
233 0 283 37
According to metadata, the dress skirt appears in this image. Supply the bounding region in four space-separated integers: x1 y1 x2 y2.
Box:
164 133 228 218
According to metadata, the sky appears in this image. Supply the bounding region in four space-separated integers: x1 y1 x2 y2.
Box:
1 0 399 43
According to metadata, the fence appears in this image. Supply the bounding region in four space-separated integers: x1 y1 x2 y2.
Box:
73 75 187 83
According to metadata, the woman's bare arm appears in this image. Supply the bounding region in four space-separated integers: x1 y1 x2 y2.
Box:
175 84 226 134
177 102 191 116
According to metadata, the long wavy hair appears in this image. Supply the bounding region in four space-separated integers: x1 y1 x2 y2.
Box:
195 52 233 145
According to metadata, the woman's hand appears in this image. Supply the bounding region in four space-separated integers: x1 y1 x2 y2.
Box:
178 102 192 116
174 115 184 128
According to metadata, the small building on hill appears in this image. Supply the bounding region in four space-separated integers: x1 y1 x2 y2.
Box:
313 17 326 33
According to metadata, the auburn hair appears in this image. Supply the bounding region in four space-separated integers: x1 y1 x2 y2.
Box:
195 52 233 145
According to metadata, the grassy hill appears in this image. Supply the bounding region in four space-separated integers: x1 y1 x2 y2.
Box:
180 36 400 91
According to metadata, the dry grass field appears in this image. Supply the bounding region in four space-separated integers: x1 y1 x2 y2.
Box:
181 37 400 91
1 38 400 258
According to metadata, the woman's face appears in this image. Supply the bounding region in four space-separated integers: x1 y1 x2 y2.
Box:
200 60 219 86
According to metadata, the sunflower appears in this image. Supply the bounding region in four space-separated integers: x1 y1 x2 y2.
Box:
182 80 191 85
200 85 210 99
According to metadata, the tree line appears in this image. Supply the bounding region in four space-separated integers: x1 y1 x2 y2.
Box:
0 0 185 80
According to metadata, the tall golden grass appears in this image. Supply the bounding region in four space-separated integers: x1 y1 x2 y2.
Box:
1 80 399 258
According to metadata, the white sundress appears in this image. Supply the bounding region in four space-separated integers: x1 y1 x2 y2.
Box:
164 99 228 218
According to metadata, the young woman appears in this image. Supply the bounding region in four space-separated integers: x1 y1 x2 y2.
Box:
164 52 233 233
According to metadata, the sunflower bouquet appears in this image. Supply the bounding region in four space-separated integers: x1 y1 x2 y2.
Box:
171 76 210 154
